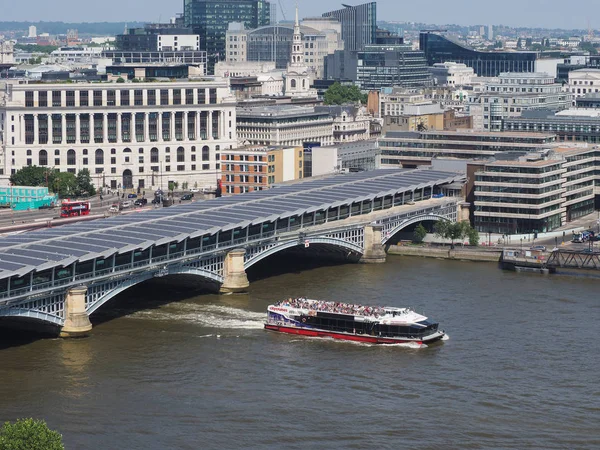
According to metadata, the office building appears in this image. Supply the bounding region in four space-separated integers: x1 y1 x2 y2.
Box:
220 144 303 194
322 2 376 51
225 21 343 78
420 31 538 77
0 40 14 65
325 44 432 90
468 72 572 131
0 80 237 190
308 140 380 176
183 0 271 69
378 130 558 168
116 23 200 52
566 68 600 100
314 105 375 143
429 62 476 86
473 147 597 234
236 105 334 148
503 108 600 144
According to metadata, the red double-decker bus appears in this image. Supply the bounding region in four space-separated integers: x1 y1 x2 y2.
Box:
60 200 91 218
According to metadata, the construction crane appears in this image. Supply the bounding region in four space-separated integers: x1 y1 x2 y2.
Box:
278 0 287 21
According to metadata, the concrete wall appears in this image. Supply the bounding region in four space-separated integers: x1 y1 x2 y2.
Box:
387 245 502 262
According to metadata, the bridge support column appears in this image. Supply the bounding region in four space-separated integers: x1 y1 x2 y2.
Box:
220 249 250 294
459 202 470 222
360 225 386 264
60 286 92 338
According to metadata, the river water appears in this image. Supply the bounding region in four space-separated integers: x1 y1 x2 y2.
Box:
0 256 598 449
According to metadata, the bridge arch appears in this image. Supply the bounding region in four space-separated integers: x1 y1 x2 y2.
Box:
244 237 364 270
0 307 64 327
381 214 449 245
86 266 223 316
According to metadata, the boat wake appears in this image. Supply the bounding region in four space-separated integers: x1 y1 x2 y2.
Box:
128 303 265 330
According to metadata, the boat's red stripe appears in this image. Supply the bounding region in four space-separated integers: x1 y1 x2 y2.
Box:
264 324 423 345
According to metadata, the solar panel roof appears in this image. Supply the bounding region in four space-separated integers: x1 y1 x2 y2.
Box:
0 169 463 279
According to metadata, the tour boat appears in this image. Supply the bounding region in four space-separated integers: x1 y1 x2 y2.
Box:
264 298 446 345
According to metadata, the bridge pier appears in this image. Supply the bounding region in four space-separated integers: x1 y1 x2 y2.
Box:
360 224 386 264
60 286 92 338
220 249 250 294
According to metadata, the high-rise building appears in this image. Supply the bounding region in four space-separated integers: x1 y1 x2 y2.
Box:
183 0 271 70
487 24 493 41
28 25 37 38
322 2 376 51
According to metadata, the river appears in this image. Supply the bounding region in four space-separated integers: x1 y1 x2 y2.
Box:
0 256 598 449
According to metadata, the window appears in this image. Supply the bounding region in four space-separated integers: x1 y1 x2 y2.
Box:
39 150 48 166
177 165 185 171
202 164 210 170
202 145 210 161
67 149 76 166
79 91 88 107
52 91 61 107
25 91 34 107
93 90 102 106
95 149 104 164
120 89 130 106
111 157 116 164
151 147 159 163
177 146 185 162
147 90 156 106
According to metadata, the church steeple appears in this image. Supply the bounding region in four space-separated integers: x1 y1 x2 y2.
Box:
291 3 304 66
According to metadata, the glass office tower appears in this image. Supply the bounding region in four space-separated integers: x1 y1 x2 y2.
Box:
322 2 376 51
184 0 271 70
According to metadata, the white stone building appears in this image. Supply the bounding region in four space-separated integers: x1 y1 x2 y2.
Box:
468 72 572 131
429 62 476 86
0 79 237 190
0 40 14 64
567 69 600 101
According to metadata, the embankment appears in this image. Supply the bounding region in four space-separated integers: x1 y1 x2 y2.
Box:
387 245 502 263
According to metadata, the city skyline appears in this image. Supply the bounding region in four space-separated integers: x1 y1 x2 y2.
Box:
2 0 599 31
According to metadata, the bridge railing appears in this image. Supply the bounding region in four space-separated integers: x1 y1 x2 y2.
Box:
0 202 456 304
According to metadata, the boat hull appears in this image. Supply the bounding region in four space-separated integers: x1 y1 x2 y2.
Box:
264 324 445 345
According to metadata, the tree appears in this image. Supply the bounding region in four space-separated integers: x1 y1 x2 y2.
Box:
116 77 125 83
10 166 51 187
413 223 427 243
0 418 64 450
468 226 480 246
50 172 77 198
324 82 367 105
74 169 96 197
433 220 449 242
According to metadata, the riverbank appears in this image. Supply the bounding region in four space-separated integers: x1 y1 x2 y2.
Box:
387 244 502 262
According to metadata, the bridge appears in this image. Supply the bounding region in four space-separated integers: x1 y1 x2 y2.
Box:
0 169 465 336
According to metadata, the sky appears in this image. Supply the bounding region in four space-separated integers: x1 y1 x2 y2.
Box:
2 0 599 30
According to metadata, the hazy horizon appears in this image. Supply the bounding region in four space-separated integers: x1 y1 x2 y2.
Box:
2 0 599 30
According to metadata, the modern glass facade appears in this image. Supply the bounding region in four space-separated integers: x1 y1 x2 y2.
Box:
322 2 376 51
244 26 295 69
419 31 538 77
184 0 271 70
356 45 432 90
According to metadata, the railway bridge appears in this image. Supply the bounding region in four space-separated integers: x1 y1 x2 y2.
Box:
0 169 465 336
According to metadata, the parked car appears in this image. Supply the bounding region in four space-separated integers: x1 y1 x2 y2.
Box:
530 245 546 252
108 204 119 213
180 193 194 201
127 193 137 199
134 198 148 206
190 188 200 193
121 200 132 209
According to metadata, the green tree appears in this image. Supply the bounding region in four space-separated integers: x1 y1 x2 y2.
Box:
10 166 51 187
0 418 64 450
50 171 77 198
74 169 96 197
116 77 125 83
324 82 367 105
468 226 480 246
433 220 449 242
413 223 427 243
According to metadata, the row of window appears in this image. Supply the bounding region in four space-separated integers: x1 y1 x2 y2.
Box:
24 88 219 107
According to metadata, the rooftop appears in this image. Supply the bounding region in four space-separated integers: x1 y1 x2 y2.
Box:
0 169 462 280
